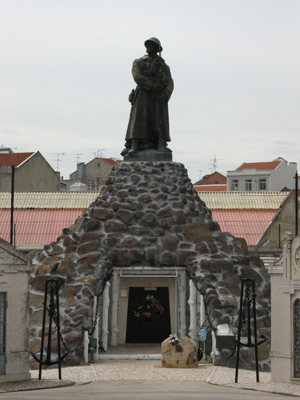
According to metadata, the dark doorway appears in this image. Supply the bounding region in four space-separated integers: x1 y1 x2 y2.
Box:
126 287 171 343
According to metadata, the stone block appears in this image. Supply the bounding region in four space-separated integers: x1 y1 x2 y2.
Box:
222 296 238 308
161 337 198 368
116 209 132 224
68 217 87 235
147 248 157 265
182 224 212 242
140 214 158 227
60 284 83 299
129 226 151 236
240 266 263 285
111 249 143 266
161 234 179 251
65 245 77 254
123 236 138 247
158 206 173 218
200 259 234 273
161 251 174 265
159 218 173 228
63 236 77 247
217 281 240 296
77 240 100 255
172 210 186 224
30 275 65 292
104 220 127 233
82 219 101 232
79 232 105 243
106 233 124 248
49 245 63 256
235 237 248 255
219 243 233 255
57 260 76 276
195 242 209 254
77 253 101 264
148 203 160 210
137 194 151 203
139 237 158 247
29 293 44 309
207 220 220 232
176 251 198 266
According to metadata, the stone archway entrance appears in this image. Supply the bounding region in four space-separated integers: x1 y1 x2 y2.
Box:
100 266 187 351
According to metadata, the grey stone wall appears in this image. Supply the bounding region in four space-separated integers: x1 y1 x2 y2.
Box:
29 161 270 369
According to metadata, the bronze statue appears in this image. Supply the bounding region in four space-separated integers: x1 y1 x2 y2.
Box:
121 37 174 157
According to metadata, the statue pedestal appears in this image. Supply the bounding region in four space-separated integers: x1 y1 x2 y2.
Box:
123 149 172 162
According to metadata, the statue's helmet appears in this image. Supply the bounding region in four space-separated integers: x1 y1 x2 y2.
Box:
144 37 163 52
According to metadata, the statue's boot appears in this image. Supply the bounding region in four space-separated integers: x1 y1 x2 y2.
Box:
128 139 138 156
158 141 172 153
121 147 129 156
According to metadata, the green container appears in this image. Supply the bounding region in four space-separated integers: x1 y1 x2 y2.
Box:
88 338 98 354
199 328 212 356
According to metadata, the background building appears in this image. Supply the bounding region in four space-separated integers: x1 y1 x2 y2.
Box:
0 149 60 192
227 157 297 192
193 171 227 192
62 157 120 191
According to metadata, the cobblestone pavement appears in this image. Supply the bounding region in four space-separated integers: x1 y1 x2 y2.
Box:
0 360 299 397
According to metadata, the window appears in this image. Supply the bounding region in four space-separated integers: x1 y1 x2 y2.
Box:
231 180 238 191
245 179 252 191
259 179 266 191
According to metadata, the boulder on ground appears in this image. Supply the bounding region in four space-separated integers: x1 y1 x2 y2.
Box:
161 336 198 368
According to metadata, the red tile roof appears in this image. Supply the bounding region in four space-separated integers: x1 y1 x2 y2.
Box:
194 185 227 192
0 209 83 245
0 152 34 167
212 209 277 245
98 158 119 166
0 207 276 247
236 161 281 171
200 172 227 185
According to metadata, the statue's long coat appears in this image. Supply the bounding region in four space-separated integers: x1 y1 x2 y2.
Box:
125 54 173 146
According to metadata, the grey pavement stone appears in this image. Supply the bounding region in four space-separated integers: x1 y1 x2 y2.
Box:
0 360 299 397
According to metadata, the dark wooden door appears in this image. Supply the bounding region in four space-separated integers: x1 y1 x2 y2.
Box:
126 287 171 343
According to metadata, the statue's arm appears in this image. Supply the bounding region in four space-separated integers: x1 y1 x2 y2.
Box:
132 59 154 92
163 65 174 101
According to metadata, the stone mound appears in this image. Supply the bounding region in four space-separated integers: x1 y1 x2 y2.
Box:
30 161 270 369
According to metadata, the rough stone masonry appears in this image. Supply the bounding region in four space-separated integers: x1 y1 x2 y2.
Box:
29 161 271 370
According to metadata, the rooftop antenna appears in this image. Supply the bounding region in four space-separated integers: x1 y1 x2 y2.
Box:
198 170 202 180
53 153 64 171
95 148 105 158
210 154 222 173
75 153 82 164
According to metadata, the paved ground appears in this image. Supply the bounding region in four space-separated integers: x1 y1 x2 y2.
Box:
0 360 300 398
0 379 293 400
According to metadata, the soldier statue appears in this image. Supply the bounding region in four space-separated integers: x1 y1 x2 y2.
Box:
121 37 174 157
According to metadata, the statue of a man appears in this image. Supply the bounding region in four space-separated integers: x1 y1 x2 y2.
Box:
121 37 174 157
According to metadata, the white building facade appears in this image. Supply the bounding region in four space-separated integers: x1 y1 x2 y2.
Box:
227 157 297 192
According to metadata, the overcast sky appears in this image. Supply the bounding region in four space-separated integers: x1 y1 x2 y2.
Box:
1 0 300 183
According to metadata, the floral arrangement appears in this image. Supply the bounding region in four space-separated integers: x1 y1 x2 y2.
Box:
168 334 179 345
134 295 164 323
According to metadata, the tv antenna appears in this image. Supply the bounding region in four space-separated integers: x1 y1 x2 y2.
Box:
75 154 82 164
198 170 202 180
53 153 64 171
93 148 105 158
210 154 222 173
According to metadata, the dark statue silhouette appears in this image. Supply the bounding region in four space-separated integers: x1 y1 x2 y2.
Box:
121 37 174 159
